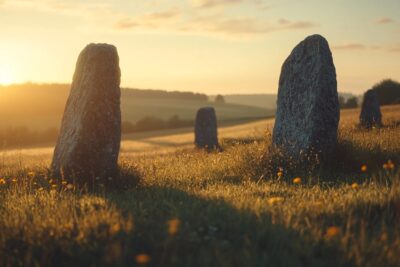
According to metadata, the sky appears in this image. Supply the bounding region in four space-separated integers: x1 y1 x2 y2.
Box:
0 0 399 95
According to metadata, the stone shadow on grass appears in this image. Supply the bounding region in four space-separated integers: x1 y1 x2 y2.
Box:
104 186 353 267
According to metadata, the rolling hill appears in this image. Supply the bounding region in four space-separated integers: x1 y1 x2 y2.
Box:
0 83 272 131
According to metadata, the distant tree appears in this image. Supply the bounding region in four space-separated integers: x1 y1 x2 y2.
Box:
344 97 358 108
135 117 165 131
339 96 346 108
339 96 358 109
215 94 225 104
122 88 208 102
372 79 400 105
167 115 182 128
121 121 136 133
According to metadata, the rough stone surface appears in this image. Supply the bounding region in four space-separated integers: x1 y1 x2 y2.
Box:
272 34 340 157
51 43 121 182
195 107 219 149
360 89 382 128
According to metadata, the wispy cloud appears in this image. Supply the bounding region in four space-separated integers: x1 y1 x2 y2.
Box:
375 17 394 24
2 0 114 17
333 42 400 53
388 44 400 52
3 0 314 38
332 43 366 50
115 13 317 37
191 0 242 8
190 0 266 9
276 18 316 30
115 9 181 30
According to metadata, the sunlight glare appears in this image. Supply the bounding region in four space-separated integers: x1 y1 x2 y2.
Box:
0 64 15 85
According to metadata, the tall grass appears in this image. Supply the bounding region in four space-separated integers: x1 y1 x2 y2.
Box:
0 105 399 267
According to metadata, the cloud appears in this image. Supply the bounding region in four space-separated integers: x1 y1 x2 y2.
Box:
114 9 181 30
388 44 400 52
332 42 400 53
4 0 313 39
375 17 394 24
332 43 366 50
115 13 317 38
191 0 242 8
276 19 316 30
144 10 180 20
190 0 268 9
115 19 139 29
3 0 115 17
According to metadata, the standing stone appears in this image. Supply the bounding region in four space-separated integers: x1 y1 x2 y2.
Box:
272 34 339 157
195 107 219 149
51 43 121 183
360 89 382 128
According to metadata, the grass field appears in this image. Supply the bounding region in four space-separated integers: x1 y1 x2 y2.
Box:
0 84 270 131
0 105 399 267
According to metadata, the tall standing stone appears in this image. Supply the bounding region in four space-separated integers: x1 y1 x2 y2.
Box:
272 34 340 157
195 107 219 149
51 43 121 183
360 89 382 128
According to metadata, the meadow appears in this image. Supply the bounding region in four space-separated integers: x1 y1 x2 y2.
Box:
0 84 270 131
0 105 399 267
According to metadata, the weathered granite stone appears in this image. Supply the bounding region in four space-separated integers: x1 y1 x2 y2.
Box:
195 107 219 149
272 34 340 157
360 89 382 128
51 43 121 182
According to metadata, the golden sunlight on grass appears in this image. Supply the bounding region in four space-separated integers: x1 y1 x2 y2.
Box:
0 105 399 266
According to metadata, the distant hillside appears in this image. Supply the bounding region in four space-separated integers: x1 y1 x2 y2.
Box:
211 92 357 109
211 94 277 109
0 83 271 131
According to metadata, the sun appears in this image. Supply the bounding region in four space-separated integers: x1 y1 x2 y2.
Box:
0 64 15 85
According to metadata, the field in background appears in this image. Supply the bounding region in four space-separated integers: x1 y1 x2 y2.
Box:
0 118 271 168
210 94 278 109
0 84 270 131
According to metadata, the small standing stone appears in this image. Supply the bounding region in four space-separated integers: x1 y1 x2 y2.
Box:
195 107 219 149
360 89 382 128
272 34 340 157
51 43 121 183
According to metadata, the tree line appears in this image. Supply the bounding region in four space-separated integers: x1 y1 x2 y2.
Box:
0 115 193 149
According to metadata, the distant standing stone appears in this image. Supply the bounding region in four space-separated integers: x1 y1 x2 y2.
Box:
360 89 382 128
272 34 340 157
51 43 121 183
195 107 219 149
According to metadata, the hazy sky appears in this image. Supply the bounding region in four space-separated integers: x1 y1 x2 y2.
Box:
0 0 399 94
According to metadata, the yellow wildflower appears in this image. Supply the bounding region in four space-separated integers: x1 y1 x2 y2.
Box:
51 184 57 189
383 160 395 170
11 178 17 183
267 197 284 205
135 254 151 264
109 223 121 235
0 178 6 185
351 182 359 189
383 163 389 169
66 184 74 190
61 180 67 185
277 171 283 178
293 177 302 184
167 218 181 235
387 160 395 170
361 165 367 172
325 226 340 239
